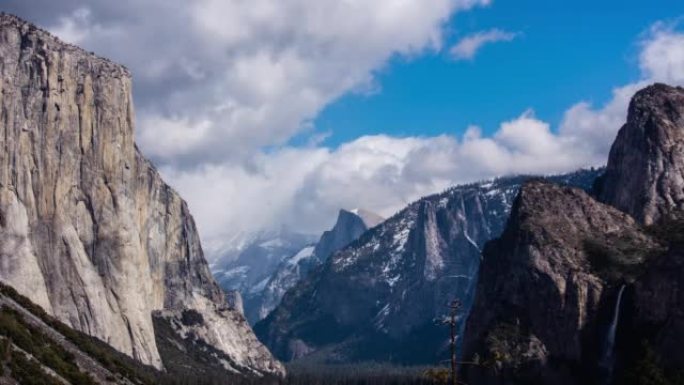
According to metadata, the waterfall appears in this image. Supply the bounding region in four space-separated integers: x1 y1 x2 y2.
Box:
600 285 626 383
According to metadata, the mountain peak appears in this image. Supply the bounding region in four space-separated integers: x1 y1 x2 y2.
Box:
256 169 603 363
344 208 385 228
633 82 684 97
599 83 684 225
464 83 684 385
463 178 660 383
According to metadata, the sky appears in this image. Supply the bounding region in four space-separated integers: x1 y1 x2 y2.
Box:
3 0 684 257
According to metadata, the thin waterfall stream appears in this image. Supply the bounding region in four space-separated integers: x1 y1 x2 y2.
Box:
600 284 626 384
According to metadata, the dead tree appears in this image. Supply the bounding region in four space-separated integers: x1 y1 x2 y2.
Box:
440 299 462 385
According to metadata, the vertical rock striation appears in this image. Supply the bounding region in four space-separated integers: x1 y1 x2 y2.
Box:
599 84 684 225
0 13 283 376
462 182 659 384
464 83 684 384
312 208 384 264
256 170 601 364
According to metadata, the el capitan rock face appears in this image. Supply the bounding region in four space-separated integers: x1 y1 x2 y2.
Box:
599 84 684 225
0 13 282 376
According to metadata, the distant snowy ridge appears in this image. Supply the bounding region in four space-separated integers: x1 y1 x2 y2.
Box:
213 209 383 324
256 168 603 365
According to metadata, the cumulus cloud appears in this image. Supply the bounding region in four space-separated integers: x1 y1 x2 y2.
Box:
3 0 497 250
560 22 684 155
449 29 518 60
639 22 684 83
5 3 684 259
165 111 596 253
187 23 684 251
3 0 490 166
559 82 648 159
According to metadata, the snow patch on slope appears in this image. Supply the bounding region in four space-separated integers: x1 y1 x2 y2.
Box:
288 246 315 266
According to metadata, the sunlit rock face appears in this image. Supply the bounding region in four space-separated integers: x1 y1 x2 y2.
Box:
599 84 684 225
463 181 659 385
463 84 684 385
0 13 283 376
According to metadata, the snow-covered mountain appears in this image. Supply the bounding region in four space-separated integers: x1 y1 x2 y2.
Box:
253 209 385 322
255 169 603 364
313 209 384 262
213 209 384 324
253 245 318 322
211 230 317 321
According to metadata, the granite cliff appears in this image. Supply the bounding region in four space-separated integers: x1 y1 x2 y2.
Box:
599 84 684 226
0 13 282 376
462 181 661 384
464 84 684 385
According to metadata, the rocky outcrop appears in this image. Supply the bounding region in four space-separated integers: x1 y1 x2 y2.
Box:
625 242 684 372
253 209 383 323
255 170 601 364
598 84 684 225
226 290 245 315
462 181 661 384
0 13 282 376
593 84 684 384
464 84 684 385
313 209 383 263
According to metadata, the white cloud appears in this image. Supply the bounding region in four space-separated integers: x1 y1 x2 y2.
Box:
172 23 684 255
640 22 684 83
8 0 490 166
7 3 684 260
164 111 597 254
449 29 518 60
50 7 123 45
560 22 684 156
2 0 491 256
559 82 648 159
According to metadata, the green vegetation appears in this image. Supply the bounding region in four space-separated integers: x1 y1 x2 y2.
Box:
0 282 161 384
421 368 450 385
583 233 662 282
483 322 535 367
646 216 684 245
0 281 456 385
7 350 64 385
0 282 280 385
284 363 448 385
0 307 97 384
621 343 684 385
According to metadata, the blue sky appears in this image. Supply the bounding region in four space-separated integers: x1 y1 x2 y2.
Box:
314 0 684 146
8 0 684 243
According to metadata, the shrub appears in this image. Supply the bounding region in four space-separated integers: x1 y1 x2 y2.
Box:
8 351 63 385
